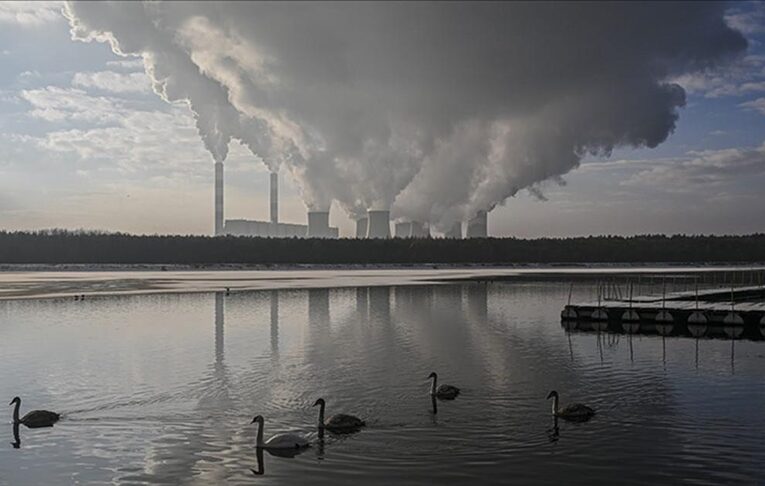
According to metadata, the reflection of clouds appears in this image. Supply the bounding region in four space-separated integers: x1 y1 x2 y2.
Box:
129 292 238 484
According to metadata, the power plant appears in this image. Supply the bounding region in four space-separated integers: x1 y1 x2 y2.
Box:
216 165 339 238
466 210 488 238
394 221 430 238
366 210 391 239
213 164 488 239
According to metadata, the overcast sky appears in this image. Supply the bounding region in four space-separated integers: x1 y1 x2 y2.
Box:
1 1 764 237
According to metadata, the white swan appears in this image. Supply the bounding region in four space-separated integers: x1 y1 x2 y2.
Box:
546 391 595 421
428 372 460 400
251 415 310 450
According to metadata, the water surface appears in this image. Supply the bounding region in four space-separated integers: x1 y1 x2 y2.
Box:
1 279 763 484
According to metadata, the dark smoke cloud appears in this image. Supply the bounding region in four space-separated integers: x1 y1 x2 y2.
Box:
64 2 746 228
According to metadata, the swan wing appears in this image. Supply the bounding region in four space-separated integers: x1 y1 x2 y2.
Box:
264 433 309 449
436 385 460 399
326 414 365 430
558 403 595 420
20 410 60 428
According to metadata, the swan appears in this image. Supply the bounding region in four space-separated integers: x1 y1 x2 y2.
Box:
250 415 310 450
9 397 60 428
313 398 365 433
428 372 460 400
546 391 595 421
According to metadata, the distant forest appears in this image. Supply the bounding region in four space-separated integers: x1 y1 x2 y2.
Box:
0 230 764 265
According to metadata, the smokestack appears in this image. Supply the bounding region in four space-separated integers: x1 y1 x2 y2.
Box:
466 210 488 238
366 209 391 239
445 222 462 239
270 172 278 224
214 161 224 236
307 211 331 238
355 217 368 238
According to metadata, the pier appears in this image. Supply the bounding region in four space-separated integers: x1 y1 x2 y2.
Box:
561 272 765 339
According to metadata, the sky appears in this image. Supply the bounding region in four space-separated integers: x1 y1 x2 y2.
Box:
0 1 764 238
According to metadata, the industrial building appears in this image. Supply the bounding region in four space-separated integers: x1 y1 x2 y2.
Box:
214 165 338 238
212 163 488 239
394 221 430 238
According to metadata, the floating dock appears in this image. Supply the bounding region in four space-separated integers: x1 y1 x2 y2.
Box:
562 283 765 339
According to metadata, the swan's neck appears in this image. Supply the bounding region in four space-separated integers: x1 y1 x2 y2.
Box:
12 401 20 423
317 403 325 428
256 420 264 447
430 376 437 395
551 396 559 415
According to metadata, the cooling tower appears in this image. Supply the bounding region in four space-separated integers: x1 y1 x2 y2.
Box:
355 217 368 238
395 221 430 238
366 210 391 239
410 221 429 238
445 222 462 239
394 222 411 238
307 211 331 238
269 172 278 224
466 210 488 238
214 161 224 236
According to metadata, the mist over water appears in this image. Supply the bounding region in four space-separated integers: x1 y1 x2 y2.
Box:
1 279 763 484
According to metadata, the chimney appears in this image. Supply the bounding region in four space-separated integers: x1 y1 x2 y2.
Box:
466 210 488 238
366 209 391 239
445 222 462 239
214 161 224 236
355 217 368 238
269 172 278 224
307 210 331 238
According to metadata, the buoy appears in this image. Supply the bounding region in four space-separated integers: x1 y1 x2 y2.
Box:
591 320 608 332
655 310 674 323
655 322 673 336
621 309 640 322
759 315 765 337
623 322 640 334
561 306 578 320
723 324 744 339
562 320 577 331
591 308 608 321
688 323 707 338
687 311 707 325
723 312 744 326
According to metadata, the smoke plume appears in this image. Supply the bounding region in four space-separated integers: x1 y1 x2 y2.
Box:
64 2 746 227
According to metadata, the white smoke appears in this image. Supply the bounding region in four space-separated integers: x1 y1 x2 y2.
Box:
64 2 747 226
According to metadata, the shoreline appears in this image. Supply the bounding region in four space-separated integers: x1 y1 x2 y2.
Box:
1 264 763 302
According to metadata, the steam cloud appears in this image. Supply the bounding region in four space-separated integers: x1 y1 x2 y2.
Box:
64 2 746 230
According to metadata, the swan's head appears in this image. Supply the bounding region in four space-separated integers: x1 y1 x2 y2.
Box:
312 398 325 408
427 372 437 380
546 391 558 400
250 415 264 424
9 397 20 406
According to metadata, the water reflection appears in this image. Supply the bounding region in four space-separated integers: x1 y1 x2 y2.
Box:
11 423 20 449
1 281 764 485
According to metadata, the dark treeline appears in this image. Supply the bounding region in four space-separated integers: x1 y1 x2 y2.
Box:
1 230 764 265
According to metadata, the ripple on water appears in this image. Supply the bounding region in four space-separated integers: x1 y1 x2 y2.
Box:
1 282 764 485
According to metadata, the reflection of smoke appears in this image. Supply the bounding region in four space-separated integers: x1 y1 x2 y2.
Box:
65 3 747 225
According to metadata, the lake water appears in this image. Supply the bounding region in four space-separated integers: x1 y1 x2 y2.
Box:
1 278 764 485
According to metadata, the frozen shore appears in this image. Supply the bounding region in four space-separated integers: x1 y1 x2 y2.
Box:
1 264 763 301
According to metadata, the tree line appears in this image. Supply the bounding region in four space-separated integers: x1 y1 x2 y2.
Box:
0 230 763 265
